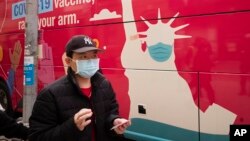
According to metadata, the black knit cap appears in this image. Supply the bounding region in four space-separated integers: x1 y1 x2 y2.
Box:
66 35 102 57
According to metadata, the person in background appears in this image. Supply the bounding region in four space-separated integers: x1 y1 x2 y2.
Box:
0 110 28 140
29 35 131 141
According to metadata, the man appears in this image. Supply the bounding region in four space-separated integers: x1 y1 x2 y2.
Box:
29 35 131 141
0 110 28 140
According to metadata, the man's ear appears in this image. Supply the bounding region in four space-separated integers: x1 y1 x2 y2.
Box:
65 57 71 65
62 52 70 65
62 52 70 74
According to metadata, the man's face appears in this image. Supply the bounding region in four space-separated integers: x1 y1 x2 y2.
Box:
66 50 98 73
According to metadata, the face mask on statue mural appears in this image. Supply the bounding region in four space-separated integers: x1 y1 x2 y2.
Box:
147 42 173 62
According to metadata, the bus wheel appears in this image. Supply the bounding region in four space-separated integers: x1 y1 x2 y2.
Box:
0 80 13 115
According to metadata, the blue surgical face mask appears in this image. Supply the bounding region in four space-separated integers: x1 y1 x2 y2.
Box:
75 58 100 78
148 42 172 62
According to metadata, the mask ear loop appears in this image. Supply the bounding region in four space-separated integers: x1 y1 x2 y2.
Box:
67 57 79 74
74 60 80 74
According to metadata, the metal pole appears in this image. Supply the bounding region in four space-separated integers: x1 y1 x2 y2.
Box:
23 0 38 123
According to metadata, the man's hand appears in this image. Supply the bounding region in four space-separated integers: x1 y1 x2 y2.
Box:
112 118 131 134
74 109 93 131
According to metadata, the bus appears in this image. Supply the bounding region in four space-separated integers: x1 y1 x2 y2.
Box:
0 0 250 141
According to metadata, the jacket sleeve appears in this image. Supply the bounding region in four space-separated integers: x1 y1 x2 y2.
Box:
28 88 81 141
0 110 28 140
105 81 120 130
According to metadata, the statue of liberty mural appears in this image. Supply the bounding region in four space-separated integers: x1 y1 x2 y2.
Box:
121 0 236 140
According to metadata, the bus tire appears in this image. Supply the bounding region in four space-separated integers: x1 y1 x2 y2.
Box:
0 80 13 116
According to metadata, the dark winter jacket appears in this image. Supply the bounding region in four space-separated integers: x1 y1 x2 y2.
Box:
29 69 121 141
0 110 28 140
